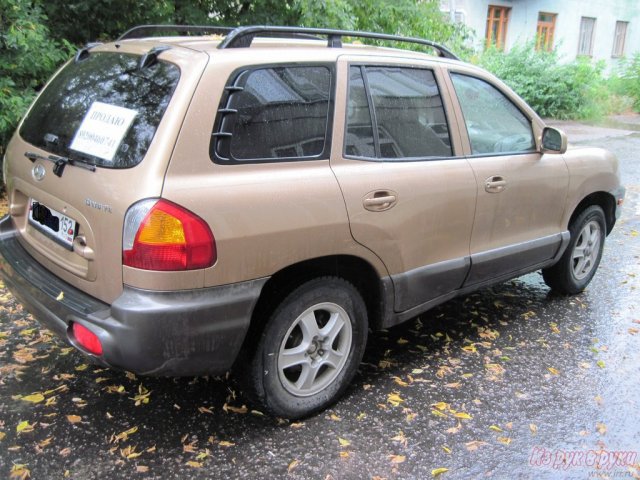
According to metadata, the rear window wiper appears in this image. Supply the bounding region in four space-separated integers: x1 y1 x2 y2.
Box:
25 151 97 177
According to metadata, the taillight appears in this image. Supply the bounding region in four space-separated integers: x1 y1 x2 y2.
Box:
123 199 216 271
72 323 103 356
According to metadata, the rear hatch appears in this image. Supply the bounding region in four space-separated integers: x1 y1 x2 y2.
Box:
3 42 208 304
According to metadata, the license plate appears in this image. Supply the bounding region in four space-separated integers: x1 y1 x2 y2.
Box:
29 199 78 249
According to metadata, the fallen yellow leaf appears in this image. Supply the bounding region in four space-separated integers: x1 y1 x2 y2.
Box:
432 402 448 411
66 415 82 424
10 464 30 480
529 424 538 435
16 421 34 434
21 393 45 404
432 467 449 477
489 425 503 432
453 412 472 420
56 291 64 301
111 426 138 444
338 437 351 447
196 450 210 461
339 451 351 458
547 367 560 375
288 459 300 473
393 376 409 387
218 441 235 447
186 461 202 468
497 436 512 445
387 392 404 407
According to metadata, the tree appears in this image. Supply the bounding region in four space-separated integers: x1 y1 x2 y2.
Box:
0 0 73 158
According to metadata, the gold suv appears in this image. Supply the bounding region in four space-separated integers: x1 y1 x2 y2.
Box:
0 26 625 418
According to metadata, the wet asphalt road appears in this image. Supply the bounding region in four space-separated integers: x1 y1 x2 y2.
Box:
1 129 639 480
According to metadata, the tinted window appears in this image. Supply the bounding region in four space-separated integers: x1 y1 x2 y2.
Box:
450 73 535 155
20 53 180 169
345 67 375 157
213 66 332 161
345 66 452 160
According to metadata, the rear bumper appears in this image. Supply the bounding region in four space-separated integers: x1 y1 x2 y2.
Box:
0 215 267 376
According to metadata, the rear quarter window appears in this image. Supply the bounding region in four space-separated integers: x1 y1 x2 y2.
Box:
20 52 180 169
211 65 333 163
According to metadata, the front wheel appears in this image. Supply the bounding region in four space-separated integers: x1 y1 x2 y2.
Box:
543 205 606 294
241 277 368 419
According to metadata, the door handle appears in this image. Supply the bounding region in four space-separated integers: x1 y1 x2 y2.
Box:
363 190 397 211
485 175 507 193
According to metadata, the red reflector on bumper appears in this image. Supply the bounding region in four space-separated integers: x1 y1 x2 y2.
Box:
72 323 103 356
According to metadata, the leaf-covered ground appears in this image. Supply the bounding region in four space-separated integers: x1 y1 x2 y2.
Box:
1 134 640 479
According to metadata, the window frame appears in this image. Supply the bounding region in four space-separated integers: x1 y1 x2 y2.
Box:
448 71 537 159
342 63 455 163
577 17 596 57
210 62 336 165
485 5 511 50
612 20 628 58
536 12 557 52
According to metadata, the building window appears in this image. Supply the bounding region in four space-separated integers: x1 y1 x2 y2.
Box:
486 5 511 50
536 12 557 51
612 21 628 57
577 17 596 56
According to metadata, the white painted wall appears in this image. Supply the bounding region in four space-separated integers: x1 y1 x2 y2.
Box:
443 0 640 71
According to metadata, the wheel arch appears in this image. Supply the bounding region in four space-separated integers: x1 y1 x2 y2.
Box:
238 255 385 355
569 191 616 235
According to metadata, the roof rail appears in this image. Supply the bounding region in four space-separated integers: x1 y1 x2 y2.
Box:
117 24 459 60
218 26 460 60
118 25 233 41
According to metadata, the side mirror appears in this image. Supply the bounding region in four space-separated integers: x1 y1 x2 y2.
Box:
541 126 567 154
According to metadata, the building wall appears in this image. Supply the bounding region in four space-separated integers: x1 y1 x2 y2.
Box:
444 0 640 71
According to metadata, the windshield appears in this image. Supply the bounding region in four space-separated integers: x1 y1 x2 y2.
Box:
20 52 180 169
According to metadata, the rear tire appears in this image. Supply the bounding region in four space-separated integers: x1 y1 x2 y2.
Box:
542 205 606 294
240 277 368 419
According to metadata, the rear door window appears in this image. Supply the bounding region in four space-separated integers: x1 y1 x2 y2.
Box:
345 65 453 160
20 53 180 169
211 65 333 162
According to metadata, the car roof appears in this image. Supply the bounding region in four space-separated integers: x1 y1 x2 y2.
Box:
113 35 467 69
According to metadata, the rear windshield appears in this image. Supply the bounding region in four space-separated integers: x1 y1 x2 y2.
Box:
20 52 180 169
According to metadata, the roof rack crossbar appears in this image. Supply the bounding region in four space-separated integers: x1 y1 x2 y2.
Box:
118 25 233 41
218 26 459 60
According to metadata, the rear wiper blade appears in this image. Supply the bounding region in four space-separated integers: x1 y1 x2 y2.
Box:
25 151 96 177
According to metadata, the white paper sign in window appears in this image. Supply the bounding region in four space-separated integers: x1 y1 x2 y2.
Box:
70 102 137 162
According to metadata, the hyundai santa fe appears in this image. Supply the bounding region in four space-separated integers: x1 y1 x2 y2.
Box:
0 25 625 418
